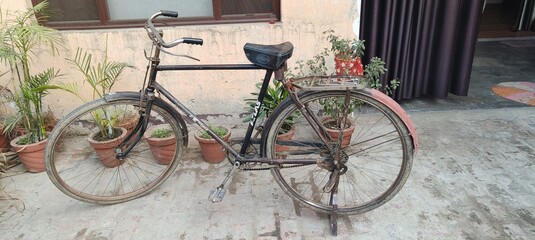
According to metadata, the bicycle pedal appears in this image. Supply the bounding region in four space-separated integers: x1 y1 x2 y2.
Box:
209 187 226 203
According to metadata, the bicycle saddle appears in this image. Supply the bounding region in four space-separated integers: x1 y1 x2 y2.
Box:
244 42 293 70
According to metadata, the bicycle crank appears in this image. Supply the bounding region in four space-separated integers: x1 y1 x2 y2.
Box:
209 161 240 202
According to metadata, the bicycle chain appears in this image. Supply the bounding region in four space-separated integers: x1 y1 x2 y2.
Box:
226 125 317 171
227 142 311 171
242 162 271 171
241 162 311 171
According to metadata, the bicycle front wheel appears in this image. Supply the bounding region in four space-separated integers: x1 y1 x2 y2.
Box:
262 90 414 214
45 94 187 204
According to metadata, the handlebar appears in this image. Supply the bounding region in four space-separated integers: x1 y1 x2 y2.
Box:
145 11 204 48
160 10 178 18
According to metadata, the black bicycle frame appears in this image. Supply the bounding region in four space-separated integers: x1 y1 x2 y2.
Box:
155 63 272 162
116 45 323 166
140 45 279 161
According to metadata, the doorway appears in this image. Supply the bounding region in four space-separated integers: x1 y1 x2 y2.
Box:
479 0 535 39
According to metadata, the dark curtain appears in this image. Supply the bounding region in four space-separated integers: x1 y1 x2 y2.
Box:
360 0 485 100
512 0 535 31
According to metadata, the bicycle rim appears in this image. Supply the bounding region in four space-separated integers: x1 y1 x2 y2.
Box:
45 97 185 204
262 90 413 214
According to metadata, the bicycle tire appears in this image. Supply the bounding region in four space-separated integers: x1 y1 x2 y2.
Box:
262 90 413 214
45 93 187 204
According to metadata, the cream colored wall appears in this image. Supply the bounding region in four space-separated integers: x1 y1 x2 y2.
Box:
0 0 25 12
1 0 360 124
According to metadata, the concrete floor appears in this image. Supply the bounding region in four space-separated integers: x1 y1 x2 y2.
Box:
1 107 534 239
1 41 535 239
401 39 535 112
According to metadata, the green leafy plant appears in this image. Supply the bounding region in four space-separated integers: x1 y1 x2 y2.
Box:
319 97 361 129
66 36 133 140
150 128 173 138
285 34 399 129
68 37 132 101
364 57 400 96
287 48 329 78
243 80 299 133
0 1 63 144
319 58 399 129
325 30 365 60
90 109 122 140
198 125 229 139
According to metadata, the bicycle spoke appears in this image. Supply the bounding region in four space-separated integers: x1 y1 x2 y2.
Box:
46 97 185 204
266 90 413 214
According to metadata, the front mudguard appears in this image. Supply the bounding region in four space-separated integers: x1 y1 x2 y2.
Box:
103 91 189 147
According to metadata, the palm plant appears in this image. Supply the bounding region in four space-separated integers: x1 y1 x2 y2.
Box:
0 1 62 144
67 37 132 140
68 39 131 101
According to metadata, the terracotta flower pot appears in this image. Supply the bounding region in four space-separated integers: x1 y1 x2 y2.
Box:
321 117 356 148
144 129 176 165
0 127 10 153
88 127 127 168
117 115 139 136
335 56 364 76
194 127 231 164
275 127 295 158
10 135 47 173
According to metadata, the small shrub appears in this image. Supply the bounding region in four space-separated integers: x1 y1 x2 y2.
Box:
198 125 228 139
150 128 173 138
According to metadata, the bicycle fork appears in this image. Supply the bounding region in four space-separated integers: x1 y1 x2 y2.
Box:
115 89 155 159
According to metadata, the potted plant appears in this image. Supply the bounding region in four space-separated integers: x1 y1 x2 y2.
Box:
243 80 299 155
0 94 10 152
194 125 231 163
320 57 400 147
243 81 295 132
144 127 176 165
0 123 9 153
0 86 10 152
319 97 359 148
363 57 400 96
85 109 128 167
0 2 63 172
64 37 133 168
325 30 365 76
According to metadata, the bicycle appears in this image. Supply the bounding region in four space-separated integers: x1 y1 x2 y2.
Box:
45 11 418 235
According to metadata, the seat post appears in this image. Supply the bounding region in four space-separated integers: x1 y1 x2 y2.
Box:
274 63 286 81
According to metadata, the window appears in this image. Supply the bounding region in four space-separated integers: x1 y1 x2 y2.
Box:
32 0 280 30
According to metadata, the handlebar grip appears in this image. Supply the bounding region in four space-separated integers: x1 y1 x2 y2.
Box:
183 38 204 46
160 10 178 18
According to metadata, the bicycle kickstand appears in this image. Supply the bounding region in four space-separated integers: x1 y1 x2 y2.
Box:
329 180 339 236
209 161 240 203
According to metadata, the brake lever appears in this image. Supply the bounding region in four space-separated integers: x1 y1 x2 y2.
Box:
158 46 200 61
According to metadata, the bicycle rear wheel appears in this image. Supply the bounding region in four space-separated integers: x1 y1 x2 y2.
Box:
262 90 414 214
45 93 187 204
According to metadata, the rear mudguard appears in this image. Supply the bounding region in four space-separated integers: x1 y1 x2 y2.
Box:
367 89 419 151
103 91 189 147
